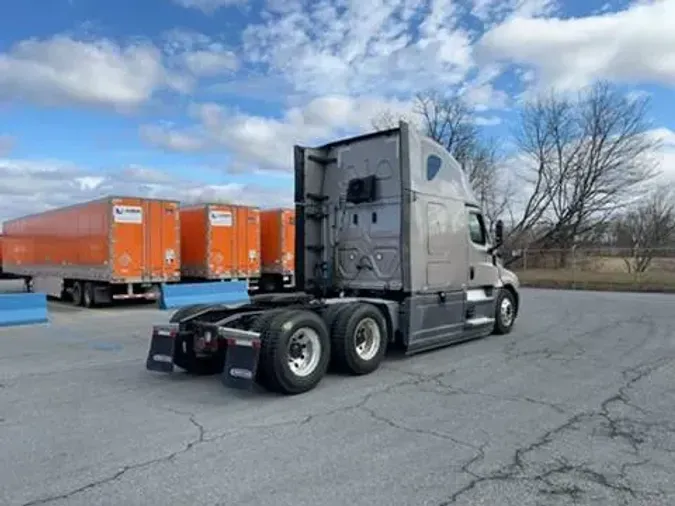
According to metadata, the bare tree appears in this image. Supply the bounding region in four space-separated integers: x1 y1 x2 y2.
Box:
371 109 412 131
613 187 675 274
465 137 513 227
373 91 478 169
508 81 660 262
372 90 512 226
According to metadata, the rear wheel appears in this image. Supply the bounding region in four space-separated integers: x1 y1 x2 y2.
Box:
250 309 287 385
258 310 331 395
320 302 350 331
331 303 387 375
71 282 83 306
83 282 96 308
169 304 212 324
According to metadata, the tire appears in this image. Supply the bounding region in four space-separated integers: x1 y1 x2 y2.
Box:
258 309 331 395
71 282 83 306
169 304 212 324
320 302 350 331
331 303 388 375
83 282 96 308
251 309 286 333
493 288 516 335
250 309 287 385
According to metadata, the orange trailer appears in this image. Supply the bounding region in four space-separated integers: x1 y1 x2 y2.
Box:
179 203 261 282
0 234 6 278
1 196 180 306
259 208 296 291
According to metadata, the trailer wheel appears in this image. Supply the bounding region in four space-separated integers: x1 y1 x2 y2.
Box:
259 310 330 395
83 282 96 308
71 282 83 306
331 303 387 375
493 288 516 335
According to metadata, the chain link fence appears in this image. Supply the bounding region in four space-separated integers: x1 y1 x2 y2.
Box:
509 246 675 292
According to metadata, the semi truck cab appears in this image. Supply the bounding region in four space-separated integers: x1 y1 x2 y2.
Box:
146 121 520 395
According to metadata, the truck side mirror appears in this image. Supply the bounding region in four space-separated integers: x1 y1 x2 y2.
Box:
495 220 504 245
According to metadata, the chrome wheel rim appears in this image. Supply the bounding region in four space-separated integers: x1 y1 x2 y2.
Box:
286 327 321 377
500 297 514 328
354 317 381 361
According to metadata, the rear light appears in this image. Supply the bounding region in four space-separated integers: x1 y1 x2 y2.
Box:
154 324 179 338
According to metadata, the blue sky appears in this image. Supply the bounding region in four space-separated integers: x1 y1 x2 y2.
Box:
0 0 673 222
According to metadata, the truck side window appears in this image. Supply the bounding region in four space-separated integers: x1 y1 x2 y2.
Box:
468 212 486 245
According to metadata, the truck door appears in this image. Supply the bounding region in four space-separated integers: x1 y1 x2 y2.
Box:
465 206 498 290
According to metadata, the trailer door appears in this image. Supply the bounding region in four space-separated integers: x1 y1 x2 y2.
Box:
208 205 236 279
111 198 145 281
144 200 179 282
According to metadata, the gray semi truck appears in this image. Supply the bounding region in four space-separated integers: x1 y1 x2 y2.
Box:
146 121 521 395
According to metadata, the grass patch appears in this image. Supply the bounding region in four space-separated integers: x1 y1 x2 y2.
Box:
515 269 675 293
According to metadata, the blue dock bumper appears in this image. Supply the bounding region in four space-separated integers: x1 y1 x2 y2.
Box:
159 281 250 310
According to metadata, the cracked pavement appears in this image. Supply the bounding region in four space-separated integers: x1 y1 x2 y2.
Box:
0 286 674 506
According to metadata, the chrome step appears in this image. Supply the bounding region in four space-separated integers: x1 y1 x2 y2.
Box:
465 316 495 327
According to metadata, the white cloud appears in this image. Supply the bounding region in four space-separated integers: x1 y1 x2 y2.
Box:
181 47 239 76
241 0 474 97
172 0 246 14
0 35 188 110
646 127 675 182
162 29 240 77
474 115 502 126
143 95 414 172
477 0 675 92
139 124 208 152
459 64 510 110
471 0 558 25
0 158 292 224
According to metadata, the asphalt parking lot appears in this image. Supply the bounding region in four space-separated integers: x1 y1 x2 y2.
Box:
0 286 673 506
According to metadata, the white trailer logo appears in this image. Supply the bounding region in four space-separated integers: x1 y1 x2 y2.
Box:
113 205 143 224
210 211 233 227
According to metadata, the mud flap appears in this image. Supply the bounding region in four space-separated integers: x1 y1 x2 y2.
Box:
220 329 262 390
146 324 179 373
